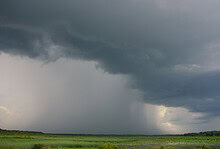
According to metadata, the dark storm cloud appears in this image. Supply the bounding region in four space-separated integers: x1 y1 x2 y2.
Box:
1 0 220 118
0 26 46 57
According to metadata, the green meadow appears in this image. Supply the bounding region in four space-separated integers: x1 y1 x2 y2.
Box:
1 130 220 149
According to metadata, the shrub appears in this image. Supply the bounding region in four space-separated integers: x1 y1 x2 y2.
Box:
32 144 44 149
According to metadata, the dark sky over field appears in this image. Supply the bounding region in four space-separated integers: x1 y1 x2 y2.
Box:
1 0 220 134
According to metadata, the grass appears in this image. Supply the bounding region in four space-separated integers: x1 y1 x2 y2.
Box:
1 130 220 148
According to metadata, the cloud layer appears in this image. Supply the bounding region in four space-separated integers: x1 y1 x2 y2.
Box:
1 0 220 130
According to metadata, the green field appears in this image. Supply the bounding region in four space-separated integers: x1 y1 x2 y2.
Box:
1 130 220 149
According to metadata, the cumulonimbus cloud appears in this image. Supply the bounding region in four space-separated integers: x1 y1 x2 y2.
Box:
1 0 220 119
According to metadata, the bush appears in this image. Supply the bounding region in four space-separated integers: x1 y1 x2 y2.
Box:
32 144 44 149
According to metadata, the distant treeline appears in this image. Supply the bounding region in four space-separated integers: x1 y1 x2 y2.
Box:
1 128 220 136
184 131 220 136
0 128 43 135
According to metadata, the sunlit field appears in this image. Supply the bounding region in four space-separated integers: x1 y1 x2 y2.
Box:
1 130 220 149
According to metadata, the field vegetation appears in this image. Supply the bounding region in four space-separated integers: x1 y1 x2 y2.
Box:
1 129 220 149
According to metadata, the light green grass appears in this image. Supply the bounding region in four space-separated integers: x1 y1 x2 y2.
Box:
1 131 220 149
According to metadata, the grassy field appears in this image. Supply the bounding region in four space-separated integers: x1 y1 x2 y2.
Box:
1 130 220 149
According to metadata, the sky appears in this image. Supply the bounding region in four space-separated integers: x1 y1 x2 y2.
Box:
1 0 220 134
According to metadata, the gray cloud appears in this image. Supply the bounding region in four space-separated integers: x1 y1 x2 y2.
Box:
1 0 220 127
